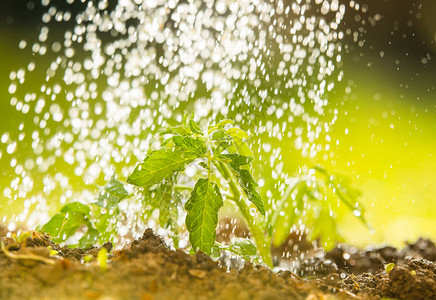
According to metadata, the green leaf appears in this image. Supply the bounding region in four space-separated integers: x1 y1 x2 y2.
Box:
221 154 265 215
158 183 175 227
96 177 129 208
188 120 203 134
185 178 223 255
313 166 369 227
213 141 231 154
127 149 200 186
233 137 254 157
198 162 209 169
236 169 265 215
169 125 193 136
230 238 257 259
172 136 207 155
226 127 249 139
41 202 97 245
79 227 99 248
211 131 232 141
60 202 91 215
215 119 234 128
308 204 342 250
208 119 234 133
218 154 252 170
93 207 118 244
272 181 307 246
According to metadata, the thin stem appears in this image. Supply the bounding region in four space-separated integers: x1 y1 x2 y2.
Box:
214 161 272 267
173 185 193 192
1 241 56 265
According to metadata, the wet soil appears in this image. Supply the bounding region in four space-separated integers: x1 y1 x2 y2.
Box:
0 226 435 300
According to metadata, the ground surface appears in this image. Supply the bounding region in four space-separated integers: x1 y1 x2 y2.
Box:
0 227 435 300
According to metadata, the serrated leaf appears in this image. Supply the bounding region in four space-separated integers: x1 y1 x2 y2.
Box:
185 178 223 255
230 238 257 258
60 202 91 215
96 177 129 208
42 202 97 245
208 120 235 133
236 169 265 215
309 207 342 250
170 125 193 136
188 120 203 134
216 119 234 128
158 183 175 227
218 154 253 169
313 166 368 227
127 149 200 186
226 127 250 139
79 227 99 248
272 181 307 246
233 137 254 157
198 162 209 169
211 131 232 141
213 141 231 154
222 154 265 215
172 136 207 155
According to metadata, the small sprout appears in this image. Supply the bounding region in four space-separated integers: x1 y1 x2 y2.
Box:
385 263 395 274
83 254 93 263
97 248 108 272
47 246 58 256
14 231 32 243
410 270 416 276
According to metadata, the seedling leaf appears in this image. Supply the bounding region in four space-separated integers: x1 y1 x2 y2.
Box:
127 149 200 186
188 119 203 134
198 162 209 169
211 131 232 141
226 127 250 139
172 136 207 155
230 238 257 258
170 125 192 136
96 177 129 208
213 141 231 154
222 154 265 215
215 119 234 128
41 202 97 245
185 178 223 255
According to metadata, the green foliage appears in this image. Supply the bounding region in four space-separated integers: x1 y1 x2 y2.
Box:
126 149 200 186
270 166 368 250
96 177 130 208
128 119 265 258
41 177 130 247
212 238 259 262
41 118 369 268
185 179 223 254
41 202 98 248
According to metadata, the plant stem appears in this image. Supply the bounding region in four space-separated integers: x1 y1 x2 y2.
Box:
214 161 273 267
1 241 56 265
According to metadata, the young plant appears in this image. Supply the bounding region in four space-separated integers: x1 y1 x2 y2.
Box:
41 118 369 268
41 176 130 248
127 119 272 266
270 166 369 250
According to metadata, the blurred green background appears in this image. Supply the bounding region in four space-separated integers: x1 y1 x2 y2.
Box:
0 0 435 247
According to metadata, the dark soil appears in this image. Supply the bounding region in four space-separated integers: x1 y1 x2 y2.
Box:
0 226 435 300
